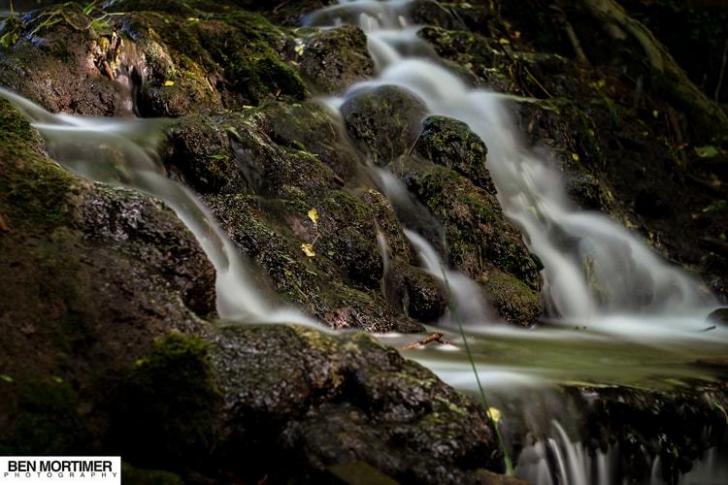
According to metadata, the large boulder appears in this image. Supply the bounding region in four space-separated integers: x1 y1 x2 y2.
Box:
210 325 504 484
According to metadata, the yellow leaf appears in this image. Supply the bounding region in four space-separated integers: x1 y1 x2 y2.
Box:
571 152 580 162
307 208 319 225
301 243 316 257
487 407 502 423
164 80 175 87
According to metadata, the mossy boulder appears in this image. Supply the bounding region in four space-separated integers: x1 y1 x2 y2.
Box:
478 270 542 325
341 85 428 166
261 100 363 181
298 24 374 94
398 161 542 325
415 115 496 193
210 324 504 483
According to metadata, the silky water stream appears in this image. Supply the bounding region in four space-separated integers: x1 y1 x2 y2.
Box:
1 0 727 483
306 1 728 483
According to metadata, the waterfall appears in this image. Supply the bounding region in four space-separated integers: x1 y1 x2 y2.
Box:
0 87 320 328
307 0 717 322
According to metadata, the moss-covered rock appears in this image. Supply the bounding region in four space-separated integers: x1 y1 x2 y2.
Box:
384 259 448 323
395 159 542 325
415 115 496 193
297 24 374 94
0 3 129 116
478 270 542 325
0 378 86 454
110 333 222 469
341 85 428 166
0 98 215 454
261 100 363 181
211 324 503 484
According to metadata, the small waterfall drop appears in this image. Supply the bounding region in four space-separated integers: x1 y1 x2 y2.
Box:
0 87 320 328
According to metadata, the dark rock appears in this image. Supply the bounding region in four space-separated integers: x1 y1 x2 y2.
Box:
0 3 130 116
164 114 248 194
341 85 428 166
210 325 503 484
110 333 222 469
261 100 363 182
0 98 215 451
396 161 542 325
385 260 448 323
415 115 496 193
707 308 728 326
298 24 374 93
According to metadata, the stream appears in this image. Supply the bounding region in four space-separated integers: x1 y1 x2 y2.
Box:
2 0 727 483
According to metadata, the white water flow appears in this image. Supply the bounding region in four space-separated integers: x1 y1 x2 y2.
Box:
306 1 728 484
0 87 320 328
307 0 718 325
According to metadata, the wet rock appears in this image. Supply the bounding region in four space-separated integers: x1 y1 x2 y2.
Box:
580 386 728 483
478 270 542 325
0 98 215 452
341 85 428 165
164 114 248 194
211 325 503 484
385 260 448 323
260 100 363 182
0 3 130 116
204 191 423 333
707 308 728 327
397 161 542 325
415 115 495 193
298 24 374 93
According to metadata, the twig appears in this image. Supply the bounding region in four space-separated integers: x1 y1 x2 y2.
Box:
715 38 728 102
436 262 514 475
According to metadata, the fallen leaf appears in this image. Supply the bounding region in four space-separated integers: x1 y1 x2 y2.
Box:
487 407 502 423
301 243 316 257
164 80 175 87
0 374 13 383
307 208 319 225
695 145 719 159
571 152 580 162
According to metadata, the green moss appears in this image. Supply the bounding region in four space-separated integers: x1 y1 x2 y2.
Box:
479 270 542 325
0 100 77 229
111 333 221 469
0 378 86 454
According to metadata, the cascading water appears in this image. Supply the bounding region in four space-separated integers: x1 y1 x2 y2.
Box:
2 0 726 482
308 0 716 322
305 1 727 483
0 87 320 328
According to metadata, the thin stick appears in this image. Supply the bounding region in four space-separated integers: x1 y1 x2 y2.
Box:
715 39 728 102
437 262 514 475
